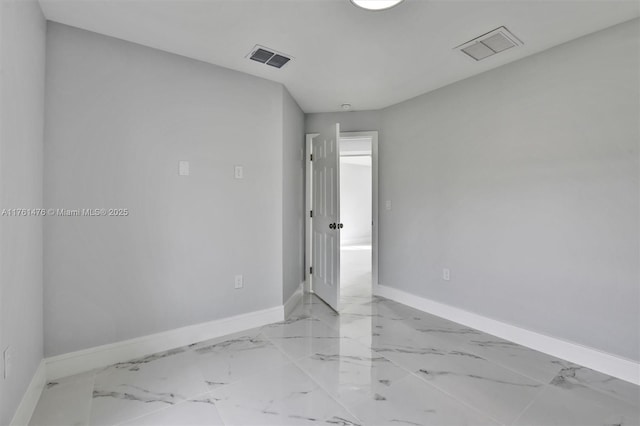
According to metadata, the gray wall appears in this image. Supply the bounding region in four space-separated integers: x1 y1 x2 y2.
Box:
44 23 287 356
305 110 381 135
379 19 639 361
282 88 305 303
0 0 46 423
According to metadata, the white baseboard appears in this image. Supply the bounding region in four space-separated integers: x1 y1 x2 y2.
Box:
284 281 305 318
375 285 640 385
45 306 284 381
10 360 46 426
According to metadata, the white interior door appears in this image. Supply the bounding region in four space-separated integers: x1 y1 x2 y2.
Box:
312 123 341 312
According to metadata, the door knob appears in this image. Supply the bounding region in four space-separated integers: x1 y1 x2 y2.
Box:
338 223 344 229
329 223 336 229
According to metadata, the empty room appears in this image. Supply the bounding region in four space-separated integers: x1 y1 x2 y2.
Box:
1 0 639 425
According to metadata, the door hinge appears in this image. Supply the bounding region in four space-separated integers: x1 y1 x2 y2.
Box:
310 210 313 218
310 154 313 161
310 267 313 274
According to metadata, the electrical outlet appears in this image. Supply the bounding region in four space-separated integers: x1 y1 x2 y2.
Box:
234 165 244 179
3 347 13 380
234 275 243 289
442 268 450 281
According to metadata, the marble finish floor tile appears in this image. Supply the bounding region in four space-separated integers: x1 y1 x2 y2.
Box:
209 363 361 426
190 329 292 390
411 351 544 424
261 317 346 360
293 338 410 407
364 320 469 365
460 336 566 384
289 294 339 325
550 363 640 407
514 380 640 426
315 309 388 342
29 251 640 426
29 373 95 426
118 396 224 426
90 348 210 425
348 374 499 426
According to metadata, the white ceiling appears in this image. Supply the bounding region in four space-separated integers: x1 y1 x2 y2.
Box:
38 0 639 113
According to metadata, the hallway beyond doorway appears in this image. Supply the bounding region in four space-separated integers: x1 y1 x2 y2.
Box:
339 133 374 309
340 245 372 306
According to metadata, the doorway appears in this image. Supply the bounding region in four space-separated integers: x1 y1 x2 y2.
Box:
339 135 373 303
305 130 379 311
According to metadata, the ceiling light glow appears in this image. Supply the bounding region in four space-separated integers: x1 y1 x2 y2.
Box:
350 0 404 11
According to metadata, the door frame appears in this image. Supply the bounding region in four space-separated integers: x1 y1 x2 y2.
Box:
304 133 319 293
305 131 379 294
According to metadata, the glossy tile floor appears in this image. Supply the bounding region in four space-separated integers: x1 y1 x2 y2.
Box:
30 246 639 425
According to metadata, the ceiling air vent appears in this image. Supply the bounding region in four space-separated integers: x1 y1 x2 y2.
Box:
455 27 523 61
247 45 292 69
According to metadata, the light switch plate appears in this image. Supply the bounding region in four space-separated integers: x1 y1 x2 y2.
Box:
234 275 243 289
3 347 13 380
385 200 392 210
179 161 190 176
234 165 244 179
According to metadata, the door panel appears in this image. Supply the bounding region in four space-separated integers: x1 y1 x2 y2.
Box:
312 123 340 312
